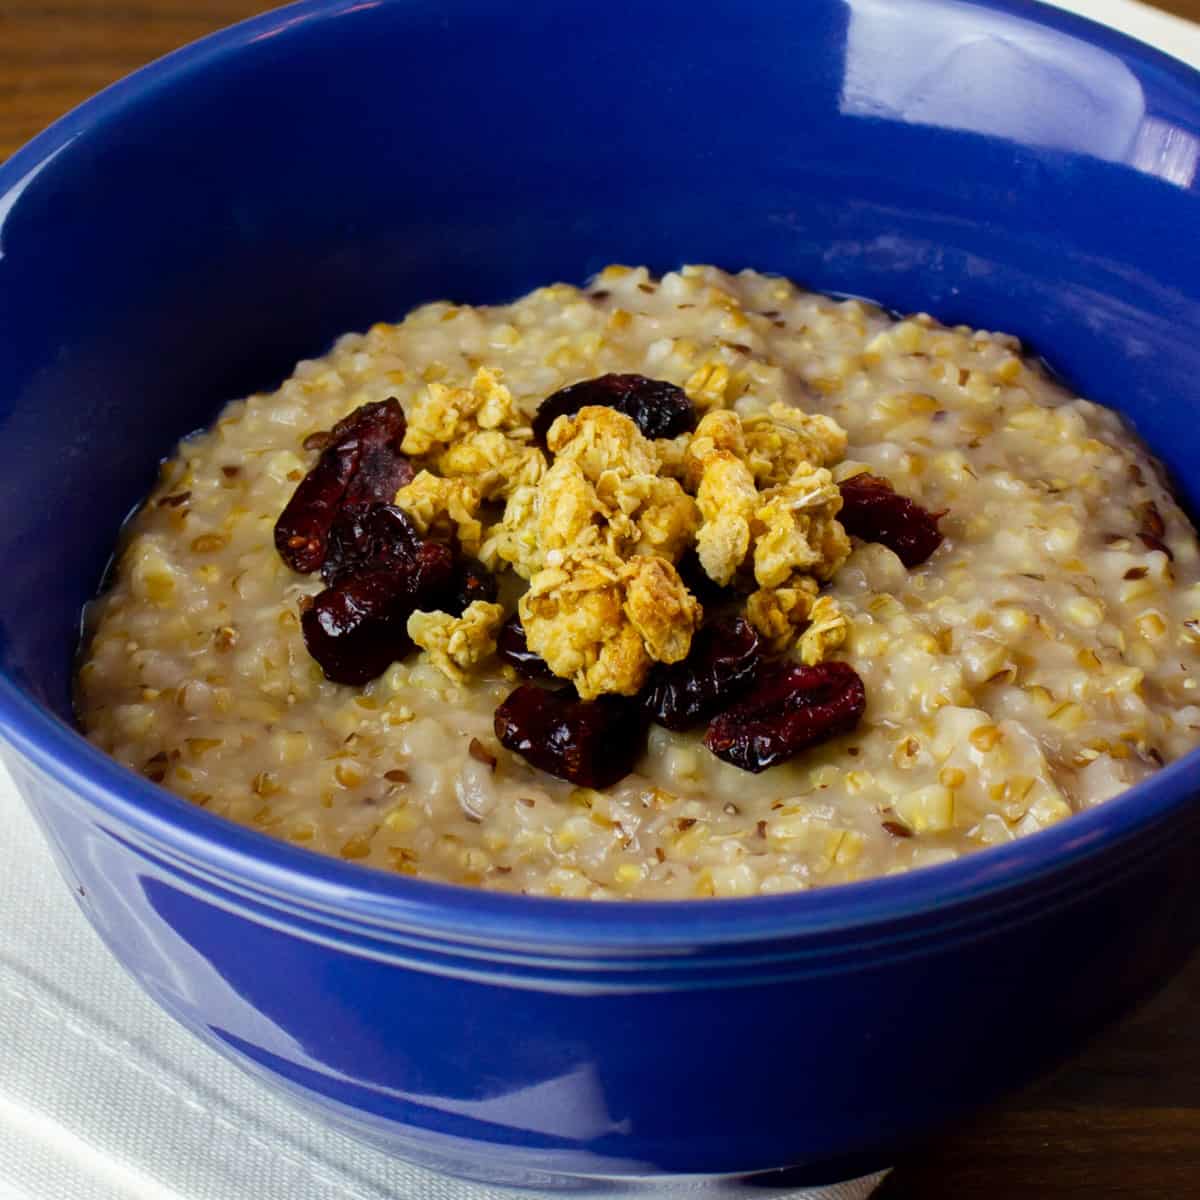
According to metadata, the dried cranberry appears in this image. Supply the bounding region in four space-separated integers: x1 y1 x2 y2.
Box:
496 615 554 679
642 617 760 731
322 503 424 586
705 660 866 773
494 685 647 787
532 374 696 445
334 398 415 504
302 542 454 685
675 547 735 607
838 473 944 567
275 435 358 573
403 541 457 607
443 557 499 616
275 399 413 574
301 571 415 685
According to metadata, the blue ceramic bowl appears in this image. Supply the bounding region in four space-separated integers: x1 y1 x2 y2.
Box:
1 0 1199 1190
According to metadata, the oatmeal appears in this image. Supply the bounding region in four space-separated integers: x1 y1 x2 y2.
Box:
76 265 1200 898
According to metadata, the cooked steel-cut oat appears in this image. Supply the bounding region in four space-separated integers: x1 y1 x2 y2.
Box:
77 265 1200 898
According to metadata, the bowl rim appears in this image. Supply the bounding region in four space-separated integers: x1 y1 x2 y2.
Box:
2 0 1200 951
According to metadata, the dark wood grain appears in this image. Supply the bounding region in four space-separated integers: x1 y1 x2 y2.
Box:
878 949 1200 1197
0 1 262 158
3 1 1200 1195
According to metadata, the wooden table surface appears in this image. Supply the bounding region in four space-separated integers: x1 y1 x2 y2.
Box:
3 0 1200 1195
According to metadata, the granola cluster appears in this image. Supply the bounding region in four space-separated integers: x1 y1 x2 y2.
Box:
402 365 546 501
392 370 857 697
407 601 506 683
480 405 698 581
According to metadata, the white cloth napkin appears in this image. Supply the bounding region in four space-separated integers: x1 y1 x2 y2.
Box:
0 764 889 1200
1 4 1197 1197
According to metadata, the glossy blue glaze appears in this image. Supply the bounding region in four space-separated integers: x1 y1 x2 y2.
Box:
0 0 1198 1187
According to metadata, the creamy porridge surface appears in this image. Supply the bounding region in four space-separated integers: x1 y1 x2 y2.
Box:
77 265 1200 898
